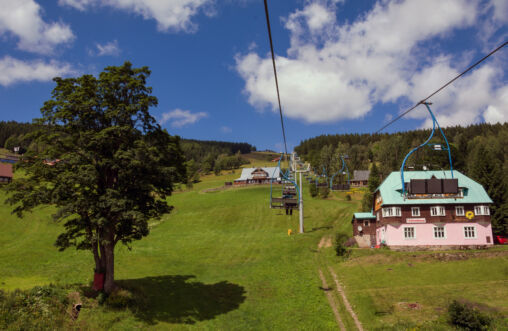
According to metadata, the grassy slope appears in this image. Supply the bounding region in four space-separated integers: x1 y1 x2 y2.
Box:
1 166 507 330
0 169 357 330
328 248 508 330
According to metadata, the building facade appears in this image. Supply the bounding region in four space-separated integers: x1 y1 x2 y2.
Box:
234 167 281 186
353 170 494 250
350 170 370 187
0 163 13 183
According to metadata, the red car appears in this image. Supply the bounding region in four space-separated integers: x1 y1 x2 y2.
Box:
494 235 508 245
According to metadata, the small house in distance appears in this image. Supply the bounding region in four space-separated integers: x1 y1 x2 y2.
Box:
352 170 494 250
352 212 377 247
234 167 280 186
350 170 370 188
0 163 13 183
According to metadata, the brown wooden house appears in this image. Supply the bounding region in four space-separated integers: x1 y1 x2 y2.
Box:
0 163 13 183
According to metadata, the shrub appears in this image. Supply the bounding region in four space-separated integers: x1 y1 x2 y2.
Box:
448 300 492 330
309 184 318 197
345 194 351 201
106 289 134 309
97 292 108 305
319 186 330 199
0 285 69 330
335 233 351 257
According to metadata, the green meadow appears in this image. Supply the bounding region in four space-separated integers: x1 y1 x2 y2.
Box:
0 165 507 330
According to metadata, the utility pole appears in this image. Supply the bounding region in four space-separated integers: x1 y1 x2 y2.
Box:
291 152 309 234
299 171 303 233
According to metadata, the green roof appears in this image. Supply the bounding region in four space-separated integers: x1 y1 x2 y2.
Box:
353 212 376 219
376 170 493 205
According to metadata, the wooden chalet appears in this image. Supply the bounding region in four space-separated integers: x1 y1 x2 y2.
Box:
0 163 13 183
350 170 370 187
352 170 494 250
234 167 280 186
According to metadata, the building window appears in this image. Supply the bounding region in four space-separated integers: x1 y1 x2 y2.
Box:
364 220 369 227
464 226 476 239
404 227 415 239
411 207 420 217
474 205 490 216
376 212 379 221
430 206 445 216
455 206 465 216
434 226 445 239
382 207 401 217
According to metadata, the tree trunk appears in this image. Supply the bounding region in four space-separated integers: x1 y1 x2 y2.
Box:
103 241 116 294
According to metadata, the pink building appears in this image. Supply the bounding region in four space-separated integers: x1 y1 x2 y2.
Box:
353 170 494 250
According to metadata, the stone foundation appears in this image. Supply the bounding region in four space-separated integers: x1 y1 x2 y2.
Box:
388 245 490 251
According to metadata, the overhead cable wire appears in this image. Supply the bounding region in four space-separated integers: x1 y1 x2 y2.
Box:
263 0 288 157
376 41 507 133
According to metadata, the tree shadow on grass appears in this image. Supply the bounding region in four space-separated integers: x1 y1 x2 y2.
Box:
116 275 246 325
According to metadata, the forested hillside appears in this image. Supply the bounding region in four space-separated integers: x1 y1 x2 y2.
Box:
0 120 255 182
295 122 508 235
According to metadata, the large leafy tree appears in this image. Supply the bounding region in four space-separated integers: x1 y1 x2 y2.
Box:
5 62 186 293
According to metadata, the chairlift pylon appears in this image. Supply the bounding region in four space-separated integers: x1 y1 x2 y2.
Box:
400 102 454 197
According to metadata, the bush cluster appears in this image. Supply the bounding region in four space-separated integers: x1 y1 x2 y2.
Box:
0 285 69 330
334 233 351 258
448 300 492 330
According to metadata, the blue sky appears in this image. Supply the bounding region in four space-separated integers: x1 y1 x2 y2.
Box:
0 0 506 151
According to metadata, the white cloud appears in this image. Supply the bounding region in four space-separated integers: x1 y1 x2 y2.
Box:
220 126 232 133
0 56 76 86
483 86 508 124
95 40 120 56
490 0 508 22
159 109 208 127
58 0 95 11
0 0 74 54
407 57 505 127
236 0 508 126
59 0 214 33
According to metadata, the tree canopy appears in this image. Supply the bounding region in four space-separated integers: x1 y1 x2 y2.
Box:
5 62 186 293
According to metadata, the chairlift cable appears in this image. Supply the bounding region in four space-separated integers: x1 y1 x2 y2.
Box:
376 41 507 134
263 0 289 158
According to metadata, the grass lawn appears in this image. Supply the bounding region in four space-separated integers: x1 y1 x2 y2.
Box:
1 168 507 330
0 170 358 330
322 246 508 330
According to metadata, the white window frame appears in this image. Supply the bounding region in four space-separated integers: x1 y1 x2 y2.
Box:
464 226 477 239
364 220 370 227
376 212 380 221
430 206 446 216
474 205 490 216
455 206 465 216
433 226 446 239
382 207 401 218
411 207 420 217
403 226 415 240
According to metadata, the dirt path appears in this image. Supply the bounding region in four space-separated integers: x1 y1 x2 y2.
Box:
318 269 346 331
318 236 332 250
328 267 364 331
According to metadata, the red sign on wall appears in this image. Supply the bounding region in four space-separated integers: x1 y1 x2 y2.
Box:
406 218 426 224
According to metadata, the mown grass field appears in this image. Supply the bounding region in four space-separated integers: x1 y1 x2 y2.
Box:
1 166 507 330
